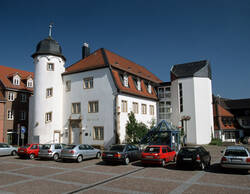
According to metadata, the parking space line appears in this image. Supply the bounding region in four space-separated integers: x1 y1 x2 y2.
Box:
169 171 205 194
96 185 152 194
65 167 145 194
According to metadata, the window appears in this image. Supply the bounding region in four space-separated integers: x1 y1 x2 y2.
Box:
83 77 93 89
47 63 54 71
27 79 33 88
179 83 183 112
133 102 138 114
121 100 127 112
66 80 71 92
123 74 129 87
72 103 81 114
159 101 171 120
93 127 104 140
150 105 154 115
142 104 147 114
8 92 15 101
45 112 52 123
20 93 27 102
13 77 20 85
46 88 53 98
148 84 152 94
7 110 14 120
88 101 98 113
158 88 164 98
20 111 26 120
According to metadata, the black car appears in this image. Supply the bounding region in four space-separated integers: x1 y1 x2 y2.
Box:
102 144 141 165
176 146 211 170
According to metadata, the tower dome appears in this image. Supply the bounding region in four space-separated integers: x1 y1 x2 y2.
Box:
31 36 66 61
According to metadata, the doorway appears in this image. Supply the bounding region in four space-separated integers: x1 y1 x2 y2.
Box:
54 131 61 143
69 120 82 144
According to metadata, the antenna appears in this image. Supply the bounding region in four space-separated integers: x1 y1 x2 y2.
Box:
49 22 54 37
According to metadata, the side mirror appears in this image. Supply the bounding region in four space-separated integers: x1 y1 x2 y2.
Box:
220 150 224 154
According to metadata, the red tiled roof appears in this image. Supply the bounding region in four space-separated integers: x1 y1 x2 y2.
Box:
213 104 239 130
64 48 161 100
112 70 158 100
0 91 5 101
0 65 34 92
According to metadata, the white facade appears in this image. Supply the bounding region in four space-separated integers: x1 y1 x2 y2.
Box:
62 68 117 147
30 55 65 144
171 77 214 144
117 94 157 143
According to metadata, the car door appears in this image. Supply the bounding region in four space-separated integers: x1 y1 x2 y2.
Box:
78 144 87 158
0 144 7 156
126 145 134 160
86 145 96 158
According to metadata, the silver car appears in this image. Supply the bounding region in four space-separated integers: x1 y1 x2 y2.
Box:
38 143 66 161
221 146 250 171
0 143 18 156
61 144 101 163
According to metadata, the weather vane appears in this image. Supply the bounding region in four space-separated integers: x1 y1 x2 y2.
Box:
49 22 54 37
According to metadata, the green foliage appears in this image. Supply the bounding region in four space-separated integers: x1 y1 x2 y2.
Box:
209 138 222 146
126 112 149 144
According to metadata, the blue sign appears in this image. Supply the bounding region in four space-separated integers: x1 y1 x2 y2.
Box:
21 126 26 134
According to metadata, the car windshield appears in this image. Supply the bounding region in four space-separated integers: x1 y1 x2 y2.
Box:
64 145 76 149
41 144 51 149
225 149 248 157
144 147 160 153
179 148 197 154
110 145 125 152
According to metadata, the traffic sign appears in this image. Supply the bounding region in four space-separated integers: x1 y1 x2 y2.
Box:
21 126 26 134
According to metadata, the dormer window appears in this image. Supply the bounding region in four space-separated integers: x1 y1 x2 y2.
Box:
47 63 54 71
27 78 33 88
137 78 141 91
13 75 20 86
123 74 129 87
148 84 152 94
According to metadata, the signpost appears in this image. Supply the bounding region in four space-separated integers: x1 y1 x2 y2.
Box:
21 126 26 146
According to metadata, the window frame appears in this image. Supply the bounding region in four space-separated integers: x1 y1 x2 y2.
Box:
121 100 128 112
45 112 52 123
88 101 99 113
7 110 14 120
132 102 139 114
149 105 154 115
72 103 81 114
20 93 27 102
83 77 93 89
93 126 104 140
141 104 147 114
46 88 53 98
20 111 26 120
47 63 54 71
65 80 71 92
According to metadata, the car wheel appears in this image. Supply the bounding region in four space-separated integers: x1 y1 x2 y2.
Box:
29 154 35 160
53 153 59 161
124 157 130 165
96 152 101 159
11 150 17 156
200 162 205 170
77 155 83 163
162 159 166 167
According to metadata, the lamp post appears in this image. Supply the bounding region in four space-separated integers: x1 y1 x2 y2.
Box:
181 115 191 146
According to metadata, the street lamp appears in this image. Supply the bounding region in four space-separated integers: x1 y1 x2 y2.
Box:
181 115 191 146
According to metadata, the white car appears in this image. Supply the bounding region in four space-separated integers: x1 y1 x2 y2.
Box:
221 146 250 171
0 143 18 156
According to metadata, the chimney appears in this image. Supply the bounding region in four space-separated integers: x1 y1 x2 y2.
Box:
82 42 90 59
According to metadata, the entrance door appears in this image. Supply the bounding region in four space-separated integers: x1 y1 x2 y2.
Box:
54 132 60 143
70 120 81 144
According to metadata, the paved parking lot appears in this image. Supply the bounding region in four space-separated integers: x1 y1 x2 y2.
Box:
0 145 249 194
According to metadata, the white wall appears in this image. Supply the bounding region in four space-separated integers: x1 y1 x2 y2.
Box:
171 77 214 144
32 55 65 144
63 68 117 147
118 94 157 143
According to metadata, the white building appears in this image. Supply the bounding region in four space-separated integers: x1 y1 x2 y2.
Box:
29 35 214 147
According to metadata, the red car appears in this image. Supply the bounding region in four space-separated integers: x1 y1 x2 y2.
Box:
141 145 176 167
18 144 40 159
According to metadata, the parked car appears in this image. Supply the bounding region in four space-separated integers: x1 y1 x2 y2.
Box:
38 143 66 161
176 146 211 170
61 144 101 163
141 145 176 167
102 144 141 165
17 144 41 159
240 136 250 144
220 146 250 171
0 143 18 156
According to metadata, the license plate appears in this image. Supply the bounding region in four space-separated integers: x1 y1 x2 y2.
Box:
107 154 113 157
231 158 242 162
183 158 192 161
146 156 153 159
19 150 24 152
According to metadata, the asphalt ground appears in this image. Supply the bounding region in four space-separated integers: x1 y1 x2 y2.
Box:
0 145 249 194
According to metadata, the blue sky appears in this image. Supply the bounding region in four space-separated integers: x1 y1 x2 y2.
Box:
0 0 249 99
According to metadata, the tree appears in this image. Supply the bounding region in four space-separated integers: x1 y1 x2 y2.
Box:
126 112 148 144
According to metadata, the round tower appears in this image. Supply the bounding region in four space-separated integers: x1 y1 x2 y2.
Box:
31 34 66 144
